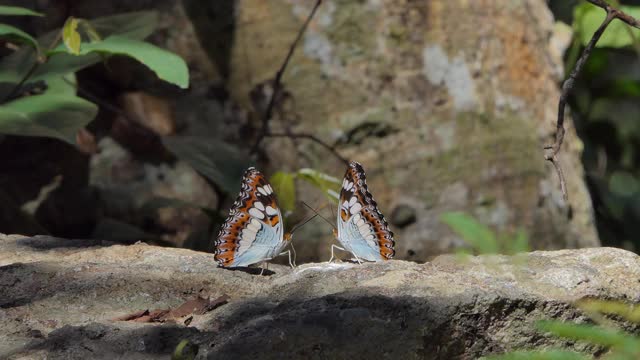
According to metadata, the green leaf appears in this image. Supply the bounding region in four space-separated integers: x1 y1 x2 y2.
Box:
50 36 189 88
573 4 640 48
0 91 97 144
32 53 102 82
0 5 43 17
440 212 499 254
172 339 198 360
0 46 102 86
511 229 530 254
62 17 81 55
270 171 296 214
578 299 640 323
0 10 158 85
296 168 341 201
78 19 102 42
162 136 250 195
482 350 589 360
537 320 640 355
44 73 79 96
0 23 39 50
609 171 639 197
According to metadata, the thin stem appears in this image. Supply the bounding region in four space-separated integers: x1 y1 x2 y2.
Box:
266 131 348 165
2 61 39 103
2 30 62 104
545 0 640 200
251 0 322 153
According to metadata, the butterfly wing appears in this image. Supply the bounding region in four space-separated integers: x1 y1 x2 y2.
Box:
214 167 287 267
336 161 395 261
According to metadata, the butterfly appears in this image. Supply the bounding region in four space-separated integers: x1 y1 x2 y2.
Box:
214 167 292 268
332 161 395 262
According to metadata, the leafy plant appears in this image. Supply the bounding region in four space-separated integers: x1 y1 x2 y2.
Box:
440 212 529 255
573 3 640 48
0 6 189 146
561 1 640 253
269 168 341 217
484 295 640 359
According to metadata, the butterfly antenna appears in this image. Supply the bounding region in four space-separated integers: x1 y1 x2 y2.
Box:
289 213 319 235
302 201 336 231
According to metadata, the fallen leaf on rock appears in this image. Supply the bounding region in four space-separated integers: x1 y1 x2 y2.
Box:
112 295 229 323
135 309 170 323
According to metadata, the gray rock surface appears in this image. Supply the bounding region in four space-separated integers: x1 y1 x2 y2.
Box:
1 234 639 359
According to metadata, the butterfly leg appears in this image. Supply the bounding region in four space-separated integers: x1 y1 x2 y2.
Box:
329 244 346 263
278 250 295 268
351 252 363 265
290 241 297 267
259 261 268 276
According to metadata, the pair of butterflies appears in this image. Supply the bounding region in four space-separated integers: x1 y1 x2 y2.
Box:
213 161 395 268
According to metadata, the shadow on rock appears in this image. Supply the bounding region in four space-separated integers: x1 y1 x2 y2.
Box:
203 293 590 360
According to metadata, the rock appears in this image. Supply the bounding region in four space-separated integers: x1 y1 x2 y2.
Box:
89 138 218 248
1 234 639 359
119 92 176 136
390 203 417 228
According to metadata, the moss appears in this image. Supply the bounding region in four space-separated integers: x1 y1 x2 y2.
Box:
418 111 546 194
325 0 378 63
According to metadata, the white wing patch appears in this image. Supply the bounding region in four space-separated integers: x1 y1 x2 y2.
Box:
351 213 376 248
237 218 262 256
248 207 265 219
257 185 274 196
342 196 363 216
350 202 362 215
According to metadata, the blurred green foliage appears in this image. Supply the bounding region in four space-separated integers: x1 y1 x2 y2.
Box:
485 299 640 359
440 212 529 255
172 339 198 360
441 212 640 359
0 6 188 145
573 3 640 48
269 168 341 223
550 0 640 252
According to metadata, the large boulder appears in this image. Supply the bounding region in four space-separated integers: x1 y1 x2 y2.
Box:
1 234 639 359
225 0 599 261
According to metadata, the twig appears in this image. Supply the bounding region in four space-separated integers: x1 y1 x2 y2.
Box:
266 131 349 165
251 0 322 153
586 0 640 29
2 61 40 103
2 31 62 103
546 0 640 201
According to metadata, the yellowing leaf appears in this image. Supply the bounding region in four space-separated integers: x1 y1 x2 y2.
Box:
62 17 81 55
271 171 296 214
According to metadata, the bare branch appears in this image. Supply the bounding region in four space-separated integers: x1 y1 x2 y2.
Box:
546 0 640 201
251 0 322 153
265 131 349 165
586 0 640 28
